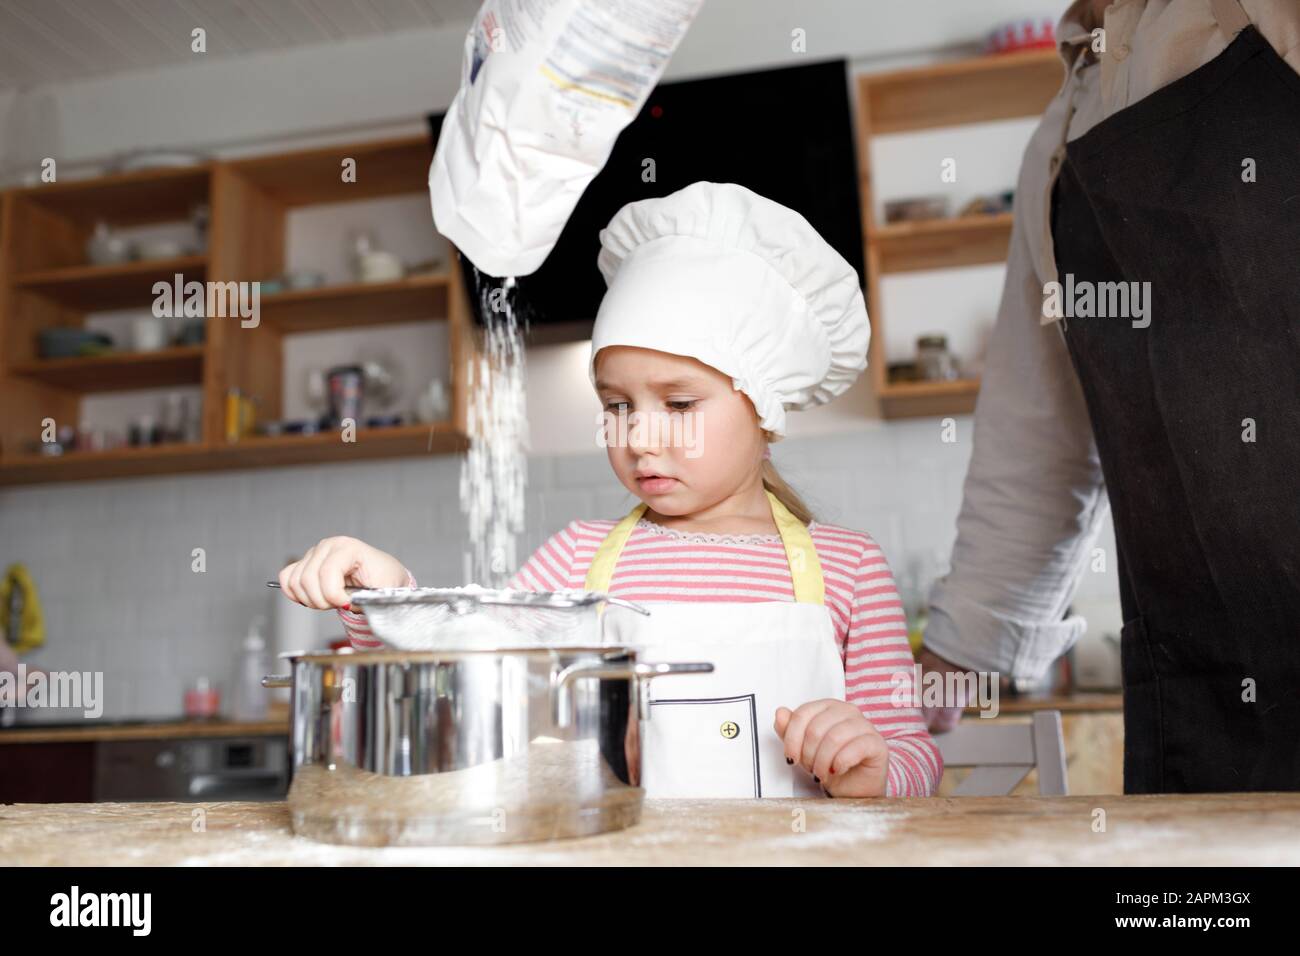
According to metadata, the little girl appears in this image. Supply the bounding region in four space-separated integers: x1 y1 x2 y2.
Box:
279 182 940 798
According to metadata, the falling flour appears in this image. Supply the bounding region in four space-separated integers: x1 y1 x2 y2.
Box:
459 272 529 589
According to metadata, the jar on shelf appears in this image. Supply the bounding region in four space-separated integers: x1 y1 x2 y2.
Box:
916 334 960 382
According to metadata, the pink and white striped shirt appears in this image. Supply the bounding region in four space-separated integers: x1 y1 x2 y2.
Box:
339 516 941 797
336 568 418 650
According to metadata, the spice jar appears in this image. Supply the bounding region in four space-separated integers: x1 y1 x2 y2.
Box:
916 334 960 381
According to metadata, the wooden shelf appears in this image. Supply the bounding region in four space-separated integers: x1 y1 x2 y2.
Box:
862 49 1062 134
857 52 1063 419
9 345 204 392
12 255 208 310
216 422 467 469
0 717 289 744
0 442 212 484
880 378 981 398
0 423 467 486
878 378 980 418
0 133 476 484
227 136 433 207
260 273 451 333
9 164 211 226
965 691 1123 715
872 212 1014 274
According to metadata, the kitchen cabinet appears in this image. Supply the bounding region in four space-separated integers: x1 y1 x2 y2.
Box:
0 720 289 803
0 741 94 802
856 49 1063 418
0 137 479 485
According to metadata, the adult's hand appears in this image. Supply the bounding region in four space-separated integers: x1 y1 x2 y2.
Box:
916 645 973 734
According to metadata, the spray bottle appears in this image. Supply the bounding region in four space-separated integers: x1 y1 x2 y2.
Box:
231 615 270 722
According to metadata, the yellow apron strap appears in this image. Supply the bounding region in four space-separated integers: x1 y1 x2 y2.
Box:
584 491 825 606
584 502 649 593
765 490 824 605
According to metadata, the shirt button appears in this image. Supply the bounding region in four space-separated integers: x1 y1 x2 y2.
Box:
1114 43 1130 61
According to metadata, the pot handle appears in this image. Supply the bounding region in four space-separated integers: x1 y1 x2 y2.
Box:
261 675 292 689
601 596 652 616
552 660 712 727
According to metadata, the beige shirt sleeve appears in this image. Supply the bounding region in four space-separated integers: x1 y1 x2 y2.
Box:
922 149 1110 685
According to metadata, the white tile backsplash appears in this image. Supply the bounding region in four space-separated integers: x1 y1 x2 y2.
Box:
0 415 1118 720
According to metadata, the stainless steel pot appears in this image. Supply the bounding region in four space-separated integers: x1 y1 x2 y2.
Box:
263 644 711 846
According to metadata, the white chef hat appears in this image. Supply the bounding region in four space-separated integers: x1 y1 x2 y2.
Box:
588 182 869 440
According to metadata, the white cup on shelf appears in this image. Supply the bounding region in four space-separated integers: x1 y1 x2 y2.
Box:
132 315 167 352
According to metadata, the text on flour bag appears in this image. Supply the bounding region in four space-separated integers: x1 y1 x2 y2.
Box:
428 0 704 278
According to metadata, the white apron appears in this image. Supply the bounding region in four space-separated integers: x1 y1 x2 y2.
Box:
586 490 846 798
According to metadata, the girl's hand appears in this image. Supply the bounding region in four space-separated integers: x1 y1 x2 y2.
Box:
278 536 409 610
774 699 890 798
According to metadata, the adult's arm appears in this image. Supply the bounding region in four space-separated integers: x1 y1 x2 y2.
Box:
923 172 1110 690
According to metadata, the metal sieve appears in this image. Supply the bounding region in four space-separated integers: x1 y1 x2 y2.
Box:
266 582 649 651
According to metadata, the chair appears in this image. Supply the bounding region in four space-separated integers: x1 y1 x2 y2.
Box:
934 710 1068 796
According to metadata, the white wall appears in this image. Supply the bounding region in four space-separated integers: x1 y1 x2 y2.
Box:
8 0 1065 170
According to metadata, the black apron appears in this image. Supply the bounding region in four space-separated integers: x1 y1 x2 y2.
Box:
1050 1 1300 793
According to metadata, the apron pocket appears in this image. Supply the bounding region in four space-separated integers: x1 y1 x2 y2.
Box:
644 696 763 798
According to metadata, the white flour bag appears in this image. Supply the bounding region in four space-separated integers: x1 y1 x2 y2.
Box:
429 0 704 278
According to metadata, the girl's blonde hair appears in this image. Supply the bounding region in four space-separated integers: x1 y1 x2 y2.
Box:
760 431 814 525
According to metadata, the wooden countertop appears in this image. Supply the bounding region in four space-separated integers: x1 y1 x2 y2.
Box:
965 691 1123 715
3 793 1297 865
0 718 289 744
